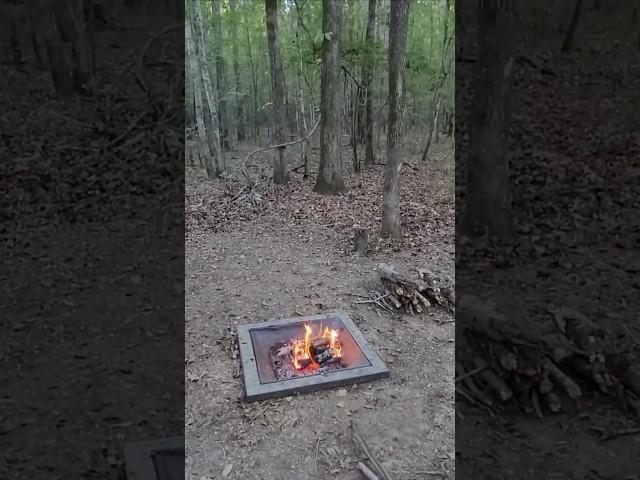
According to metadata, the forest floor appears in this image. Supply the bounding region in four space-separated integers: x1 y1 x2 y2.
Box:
185 142 455 480
455 5 640 480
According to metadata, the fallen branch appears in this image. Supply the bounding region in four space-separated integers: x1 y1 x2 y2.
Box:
455 365 489 384
358 461 380 480
136 23 182 93
242 116 321 178
350 421 393 480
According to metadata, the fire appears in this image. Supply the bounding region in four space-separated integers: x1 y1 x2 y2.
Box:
291 323 342 370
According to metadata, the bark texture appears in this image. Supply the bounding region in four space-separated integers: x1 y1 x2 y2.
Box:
212 0 230 149
464 0 514 237
381 0 411 238
363 0 377 166
315 0 345 194
190 0 223 177
265 0 290 185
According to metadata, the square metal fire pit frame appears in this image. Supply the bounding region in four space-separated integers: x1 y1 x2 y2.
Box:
237 311 389 402
124 436 184 480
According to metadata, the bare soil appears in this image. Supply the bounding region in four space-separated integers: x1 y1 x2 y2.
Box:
455 4 640 479
185 145 455 479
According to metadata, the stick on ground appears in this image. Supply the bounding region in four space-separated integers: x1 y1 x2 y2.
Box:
350 421 393 480
358 461 380 480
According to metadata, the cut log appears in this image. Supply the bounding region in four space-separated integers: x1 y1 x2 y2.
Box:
622 366 640 397
314 348 337 364
384 290 402 309
310 337 330 357
510 375 535 414
543 357 582 399
473 358 513 402
358 462 380 480
353 228 369 255
542 392 562 413
414 291 431 308
377 263 428 292
538 369 554 395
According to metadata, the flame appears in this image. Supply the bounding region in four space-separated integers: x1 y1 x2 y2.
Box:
291 323 342 370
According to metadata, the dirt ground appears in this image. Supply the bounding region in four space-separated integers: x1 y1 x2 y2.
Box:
1 10 184 480
185 145 455 479
455 4 640 479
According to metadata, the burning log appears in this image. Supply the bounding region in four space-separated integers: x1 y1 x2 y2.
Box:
310 337 330 357
314 348 337 365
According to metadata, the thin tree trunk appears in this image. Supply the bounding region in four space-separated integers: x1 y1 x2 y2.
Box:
562 0 583 52
191 0 223 177
315 0 345 194
230 0 245 142
245 21 260 140
186 12 216 178
363 0 377 165
421 94 441 162
43 0 95 95
265 0 290 184
381 0 411 239
465 0 514 237
212 0 230 149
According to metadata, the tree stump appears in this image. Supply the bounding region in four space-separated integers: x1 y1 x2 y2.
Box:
353 228 369 256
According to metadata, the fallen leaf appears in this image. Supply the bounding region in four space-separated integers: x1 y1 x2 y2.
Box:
223 463 233 477
336 389 347 397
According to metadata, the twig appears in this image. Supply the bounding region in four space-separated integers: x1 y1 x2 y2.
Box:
455 365 489 384
354 293 390 304
602 427 640 441
136 23 182 93
350 421 393 480
52 110 148 152
242 115 321 176
358 461 380 480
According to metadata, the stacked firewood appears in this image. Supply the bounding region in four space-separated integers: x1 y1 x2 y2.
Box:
457 296 640 419
357 263 454 316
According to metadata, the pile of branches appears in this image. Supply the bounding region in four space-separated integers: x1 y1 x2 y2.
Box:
356 263 454 318
456 296 640 421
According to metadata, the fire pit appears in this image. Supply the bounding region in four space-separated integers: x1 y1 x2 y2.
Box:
237 311 389 401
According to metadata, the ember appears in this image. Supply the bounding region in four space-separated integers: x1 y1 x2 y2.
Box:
269 322 344 380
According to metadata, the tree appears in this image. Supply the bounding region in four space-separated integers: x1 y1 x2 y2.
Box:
38 0 95 95
381 0 411 239
212 0 231 149
362 0 378 166
561 0 583 53
315 0 345 194
464 0 514 237
230 0 245 142
265 0 290 185
421 0 452 162
189 0 223 178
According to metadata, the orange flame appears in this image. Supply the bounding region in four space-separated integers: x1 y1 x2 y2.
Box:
291 323 342 370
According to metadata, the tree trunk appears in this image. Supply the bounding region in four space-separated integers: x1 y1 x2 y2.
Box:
230 0 245 142
41 0 95 95
245 20 260 139
562 0 583 52
315 0 345 194
265 0 290 185
363 0 377 166
186 11 217 178
381 0 411 239
190 0 223 177
421 94 441 163
212 0 231 149
464 0 514 237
